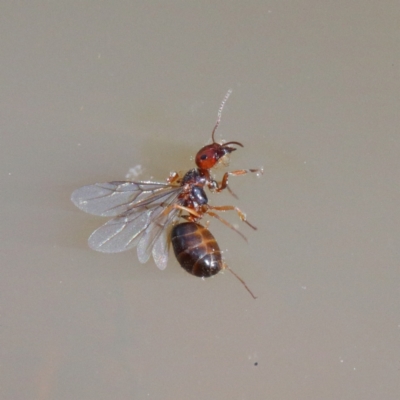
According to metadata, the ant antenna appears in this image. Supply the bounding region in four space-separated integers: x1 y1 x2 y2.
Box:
225 265 257 299
212 89 233 143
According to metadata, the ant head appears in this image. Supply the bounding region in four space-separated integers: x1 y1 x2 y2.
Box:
195 141 243 170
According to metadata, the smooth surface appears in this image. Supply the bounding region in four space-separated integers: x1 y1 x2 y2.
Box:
1 2 399 399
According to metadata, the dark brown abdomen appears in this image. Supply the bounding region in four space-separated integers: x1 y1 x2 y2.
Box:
171 222 222 277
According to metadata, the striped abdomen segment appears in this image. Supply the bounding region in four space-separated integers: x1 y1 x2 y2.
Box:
171 222 223 277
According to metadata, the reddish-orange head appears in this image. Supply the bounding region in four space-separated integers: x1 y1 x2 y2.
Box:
195 141 243 170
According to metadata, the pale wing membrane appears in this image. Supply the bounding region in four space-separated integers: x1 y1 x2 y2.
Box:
137 205 180 267
152 225 171 270
71 181 177 217
88 190 181 255
88 208 152 253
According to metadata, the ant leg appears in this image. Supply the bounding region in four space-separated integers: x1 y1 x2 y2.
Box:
216 168 263 193
226 185 239 199
208 204 257 230
161 204 201 219
206 211 248 242
223 263 257 299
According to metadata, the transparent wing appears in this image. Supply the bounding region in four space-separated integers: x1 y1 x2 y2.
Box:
87 189 181 262
72 179 184 269
71 180 179 217
88 207 152 253
137 205 180 270
152 224 171 270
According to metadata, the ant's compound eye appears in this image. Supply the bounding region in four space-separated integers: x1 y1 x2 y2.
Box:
200 154 207 160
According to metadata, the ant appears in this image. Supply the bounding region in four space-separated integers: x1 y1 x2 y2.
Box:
71 90 262 298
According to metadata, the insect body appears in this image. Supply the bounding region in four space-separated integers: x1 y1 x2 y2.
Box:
71 90 262 298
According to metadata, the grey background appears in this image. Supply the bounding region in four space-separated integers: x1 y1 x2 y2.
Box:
1 1 399 399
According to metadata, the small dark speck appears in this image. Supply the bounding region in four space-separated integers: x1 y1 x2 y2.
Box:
254 362 258 366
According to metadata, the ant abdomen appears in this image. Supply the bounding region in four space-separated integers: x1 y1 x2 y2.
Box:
171 222 223 277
